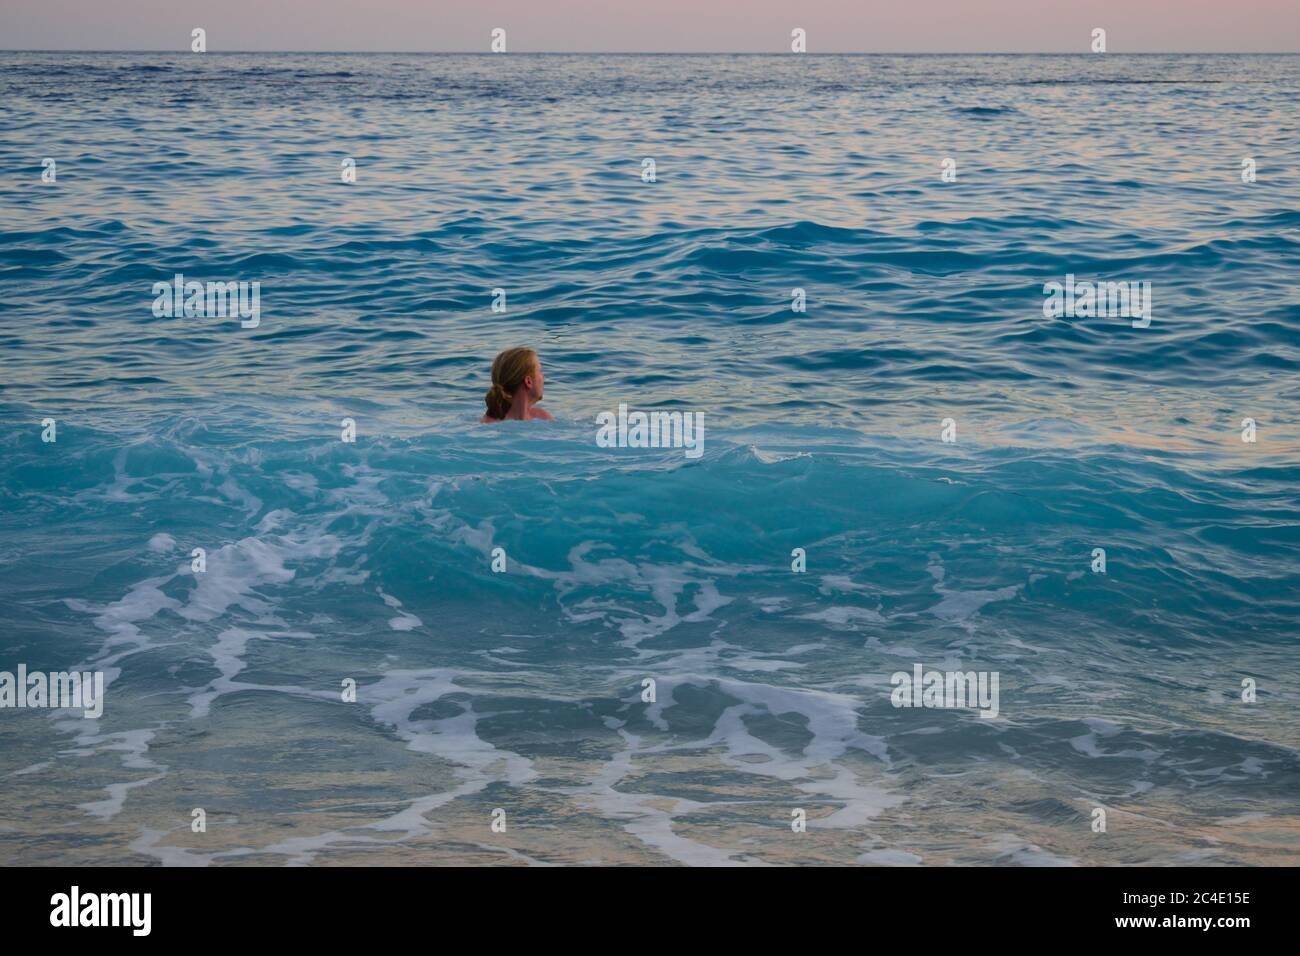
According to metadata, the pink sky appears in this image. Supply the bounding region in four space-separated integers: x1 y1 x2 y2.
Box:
2 0 1297 52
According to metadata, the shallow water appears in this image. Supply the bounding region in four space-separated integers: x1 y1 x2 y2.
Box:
1 53 1298 865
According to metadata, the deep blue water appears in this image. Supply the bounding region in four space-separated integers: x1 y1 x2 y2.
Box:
1 53 1298 865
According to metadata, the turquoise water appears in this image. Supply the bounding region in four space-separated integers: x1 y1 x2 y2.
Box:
1 53 1298 865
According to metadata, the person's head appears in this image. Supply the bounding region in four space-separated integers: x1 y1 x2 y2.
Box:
484 347 543 419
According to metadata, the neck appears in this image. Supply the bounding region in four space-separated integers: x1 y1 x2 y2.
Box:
506 391 532 420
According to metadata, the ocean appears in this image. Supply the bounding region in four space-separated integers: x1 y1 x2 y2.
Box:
1 52 1298 865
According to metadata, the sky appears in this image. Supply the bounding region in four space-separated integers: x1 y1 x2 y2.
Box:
1 0 1298 52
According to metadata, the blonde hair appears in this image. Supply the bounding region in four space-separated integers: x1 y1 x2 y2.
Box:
484 347 538 420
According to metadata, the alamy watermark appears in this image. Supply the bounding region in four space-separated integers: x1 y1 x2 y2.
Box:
152 273 260 328
1043 274 1151 328
596 403 704 459
1 665 104 718
50 886 150 936
890 664 999 718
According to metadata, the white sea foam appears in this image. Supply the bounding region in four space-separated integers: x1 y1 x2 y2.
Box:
378 590 422 632
147 533 176 552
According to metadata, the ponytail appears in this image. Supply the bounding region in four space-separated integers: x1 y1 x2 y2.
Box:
485 382 513 420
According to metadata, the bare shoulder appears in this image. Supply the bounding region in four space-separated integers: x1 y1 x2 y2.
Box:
480 414 500 424
531 407 555 421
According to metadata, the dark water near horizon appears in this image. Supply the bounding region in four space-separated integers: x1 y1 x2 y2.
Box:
1 53 1298 865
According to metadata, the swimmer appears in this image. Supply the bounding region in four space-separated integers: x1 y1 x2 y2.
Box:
481 347 554 423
